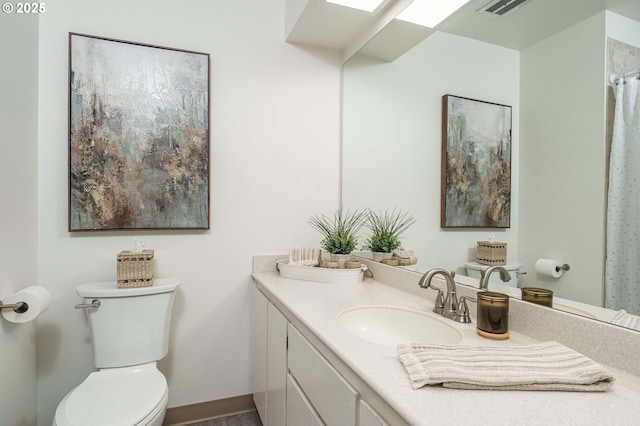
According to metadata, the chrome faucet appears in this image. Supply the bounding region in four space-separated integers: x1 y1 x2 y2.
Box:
479 265 512 290
418 268 458 319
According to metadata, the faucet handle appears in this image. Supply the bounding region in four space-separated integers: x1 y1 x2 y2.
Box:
433 289 445 315
454 296 477 323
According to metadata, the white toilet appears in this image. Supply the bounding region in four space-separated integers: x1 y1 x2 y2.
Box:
54 278 180 426
464 262 522 287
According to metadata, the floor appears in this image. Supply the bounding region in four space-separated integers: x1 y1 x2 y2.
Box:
185 411 262 426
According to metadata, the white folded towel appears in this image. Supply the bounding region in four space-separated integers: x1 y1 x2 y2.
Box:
398 341 614 392
288 248 321 267
610 309 640 331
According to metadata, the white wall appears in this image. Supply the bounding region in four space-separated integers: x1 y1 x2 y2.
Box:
342 31 520 274
519 13 607 305
0 12 39 426
36 1 342 424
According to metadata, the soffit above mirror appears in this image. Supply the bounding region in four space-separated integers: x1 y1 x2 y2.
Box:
285 0 431 62
285 0 377 50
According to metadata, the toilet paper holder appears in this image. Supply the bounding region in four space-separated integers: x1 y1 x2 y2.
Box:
556 264 570 272
0 300 29 314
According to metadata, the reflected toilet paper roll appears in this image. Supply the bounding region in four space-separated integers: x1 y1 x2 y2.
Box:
535 258 564 278
1 286 52 323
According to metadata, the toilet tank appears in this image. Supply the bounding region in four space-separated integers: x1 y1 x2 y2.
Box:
76 278 180 369
464 262 522 288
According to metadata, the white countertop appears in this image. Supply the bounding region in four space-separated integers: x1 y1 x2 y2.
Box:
252 270 640 425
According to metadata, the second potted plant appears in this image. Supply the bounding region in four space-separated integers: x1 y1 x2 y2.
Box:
362 208 416 261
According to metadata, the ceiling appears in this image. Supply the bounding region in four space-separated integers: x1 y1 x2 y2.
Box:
438 0 640 50
285 0 640 62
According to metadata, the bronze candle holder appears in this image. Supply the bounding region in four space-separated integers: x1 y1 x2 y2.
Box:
476 291 510 340
521 287 553 307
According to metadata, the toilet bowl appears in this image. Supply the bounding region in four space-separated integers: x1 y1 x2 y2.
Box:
54 278 180 426
54 363 168 426
464 261 522 287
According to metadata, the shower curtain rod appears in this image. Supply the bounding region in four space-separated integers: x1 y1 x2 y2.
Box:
609 68 640 85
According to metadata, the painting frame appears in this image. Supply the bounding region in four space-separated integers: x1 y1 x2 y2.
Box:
441 94 512 229
68 33 210 231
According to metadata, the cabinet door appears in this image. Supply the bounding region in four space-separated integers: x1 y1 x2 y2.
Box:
266 302 288 426
359 400 389 426
288 324 357 425
286 373 324 426
252 286 267 424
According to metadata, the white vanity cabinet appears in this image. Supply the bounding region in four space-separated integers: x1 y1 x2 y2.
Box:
253 264 640 426
253 286 389 426
252 287 267 422
253 287 287 426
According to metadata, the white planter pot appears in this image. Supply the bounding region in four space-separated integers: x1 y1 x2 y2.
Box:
330 253 352 269
372 251 393 262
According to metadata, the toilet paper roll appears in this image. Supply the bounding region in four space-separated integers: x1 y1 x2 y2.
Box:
535 258 563 278
1 286 52 323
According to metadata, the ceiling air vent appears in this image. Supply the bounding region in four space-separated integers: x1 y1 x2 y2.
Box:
478 0 531 17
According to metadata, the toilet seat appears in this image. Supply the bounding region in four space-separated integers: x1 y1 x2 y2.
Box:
54 362 168 426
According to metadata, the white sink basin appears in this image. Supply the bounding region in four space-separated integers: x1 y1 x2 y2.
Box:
338 305 463 347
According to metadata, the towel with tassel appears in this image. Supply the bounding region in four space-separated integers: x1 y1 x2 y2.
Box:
610 309 640 331
398 341 614 392
288 248 321 267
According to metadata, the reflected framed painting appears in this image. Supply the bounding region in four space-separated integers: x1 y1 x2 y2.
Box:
68 33 210 231
441 94 511 228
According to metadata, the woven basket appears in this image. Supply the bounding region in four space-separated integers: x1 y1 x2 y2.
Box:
117 249 154 288
476 242 506 266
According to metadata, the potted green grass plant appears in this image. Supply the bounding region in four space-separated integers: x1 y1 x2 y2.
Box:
308 207 366 267
362 208 416 261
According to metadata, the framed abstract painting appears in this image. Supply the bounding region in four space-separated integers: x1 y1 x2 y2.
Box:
441 94 512 228
68 33 210 231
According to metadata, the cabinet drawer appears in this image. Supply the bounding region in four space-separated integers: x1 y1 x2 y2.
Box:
288 324 357 425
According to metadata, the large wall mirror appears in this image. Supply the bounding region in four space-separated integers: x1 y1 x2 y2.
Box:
342 0 640 330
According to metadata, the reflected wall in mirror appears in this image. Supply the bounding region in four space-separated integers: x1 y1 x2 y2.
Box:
343 29 519 277
342 1 640 329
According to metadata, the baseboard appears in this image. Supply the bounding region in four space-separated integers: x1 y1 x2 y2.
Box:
163 394 256 425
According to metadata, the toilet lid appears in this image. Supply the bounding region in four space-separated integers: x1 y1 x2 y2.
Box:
55 363 167 426
464 261 522 271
